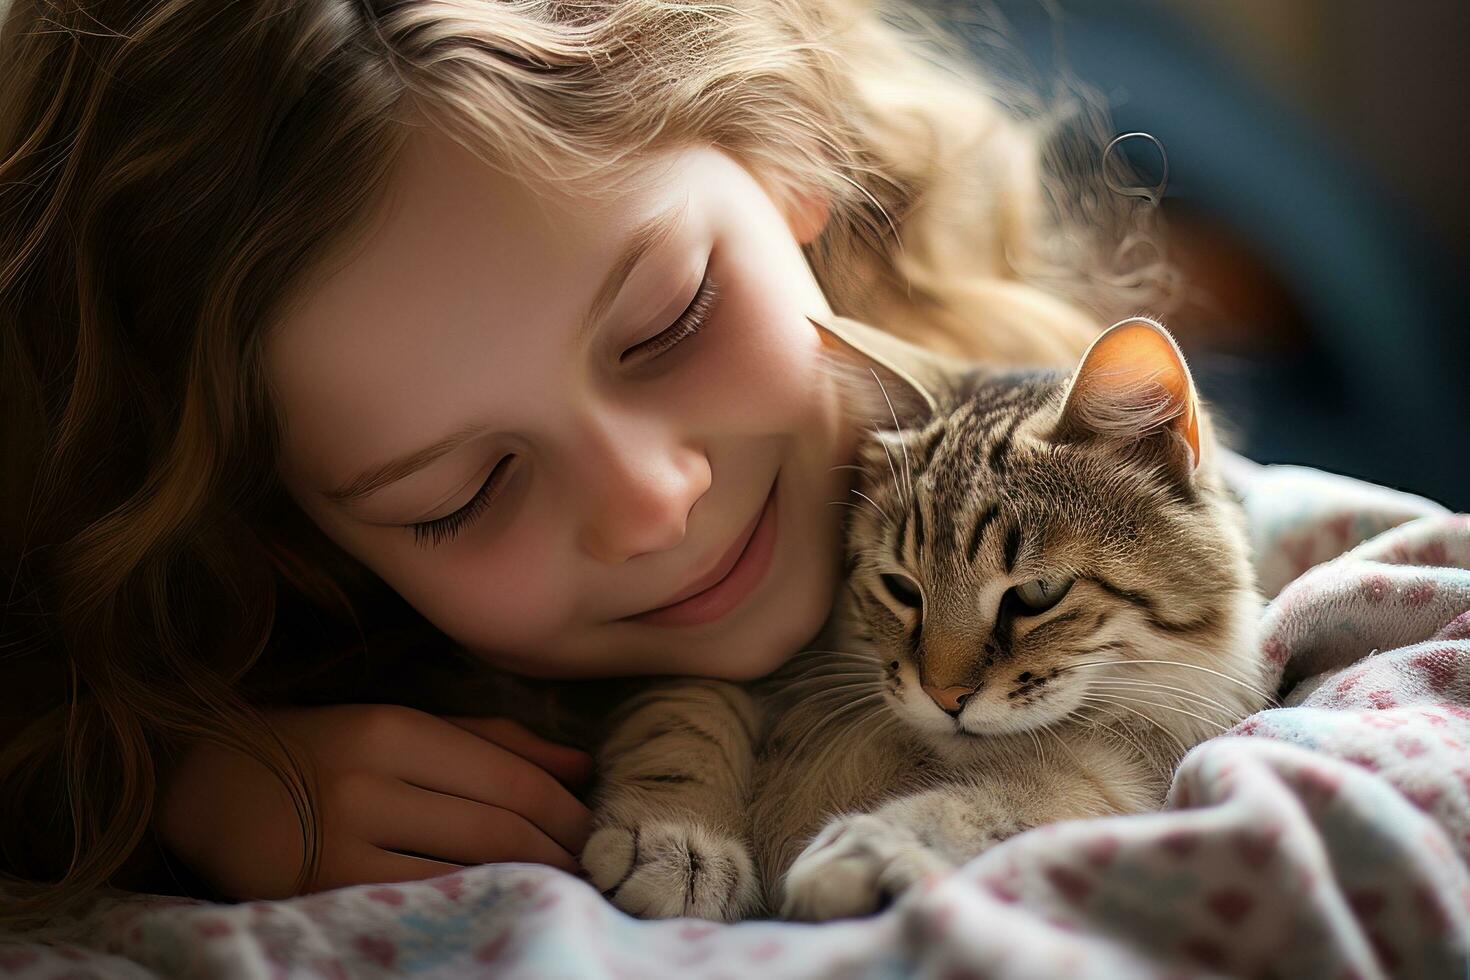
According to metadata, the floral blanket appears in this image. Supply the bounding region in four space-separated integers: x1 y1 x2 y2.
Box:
3 455 1469 979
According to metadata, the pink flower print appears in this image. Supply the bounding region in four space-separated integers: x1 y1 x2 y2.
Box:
431 875 465 902
1366 690 1399 710
366 887 404 906
1414 542 1448 566
193 918 234 939
475 932 513 963
747 940 784 962
1346 890 1386 918
1231 825 1281 870
1409 650 1459 693
1359 575 1392 602
1402 582 1437 608
1434 611 1470 641
1083 833 1120 870
1160 829 1200 858
1043 865 1093 905
354 935 397 968
1295 764 1342 805
1204 888 1255 926
1402 783 1443 812
1393 735 1428 757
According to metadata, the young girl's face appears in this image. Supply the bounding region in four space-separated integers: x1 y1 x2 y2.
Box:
267 128 856 680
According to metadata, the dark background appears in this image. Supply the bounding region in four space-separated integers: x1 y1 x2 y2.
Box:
957 0 1470 510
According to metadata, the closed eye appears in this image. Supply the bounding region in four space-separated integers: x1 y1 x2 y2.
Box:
408 455 517 548
619 270 720 363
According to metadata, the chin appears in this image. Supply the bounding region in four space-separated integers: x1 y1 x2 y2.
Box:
701 632 806 682
703 594 834 681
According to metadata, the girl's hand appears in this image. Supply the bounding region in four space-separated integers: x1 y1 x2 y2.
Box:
155 703 595 900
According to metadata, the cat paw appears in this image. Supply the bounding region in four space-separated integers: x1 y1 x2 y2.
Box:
581 821 759 922
779 814 954 921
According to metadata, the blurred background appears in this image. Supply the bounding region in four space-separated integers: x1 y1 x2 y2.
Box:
955 0 1470 509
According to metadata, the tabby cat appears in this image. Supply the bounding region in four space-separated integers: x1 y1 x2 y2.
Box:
580 313 1269 922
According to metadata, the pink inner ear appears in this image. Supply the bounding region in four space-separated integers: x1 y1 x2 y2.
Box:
1065 319 1201 469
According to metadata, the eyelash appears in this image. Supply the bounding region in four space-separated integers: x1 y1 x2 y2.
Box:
408 273 720 547
410 455 516 548
619 272 720 363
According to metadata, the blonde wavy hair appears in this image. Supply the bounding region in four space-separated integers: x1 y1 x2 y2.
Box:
0 0 1173 921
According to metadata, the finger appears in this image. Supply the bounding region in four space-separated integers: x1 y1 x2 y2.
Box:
444 716 594 788
375 779 580 874
389 716 594 854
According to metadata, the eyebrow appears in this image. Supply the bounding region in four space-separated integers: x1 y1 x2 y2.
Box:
323 199 690 507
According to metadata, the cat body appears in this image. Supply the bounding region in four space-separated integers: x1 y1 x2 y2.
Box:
582 315 1269 921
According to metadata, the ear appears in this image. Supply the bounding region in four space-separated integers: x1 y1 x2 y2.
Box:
807 311 955 432
783 186 831 246
1053 316 1202 470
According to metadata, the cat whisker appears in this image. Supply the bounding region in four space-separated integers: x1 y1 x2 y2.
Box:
867 370 914 501
1087 679 1244 724
781 652 882 680
870 422 906 506
797 649 881 659
1079 695 1191 758
782 692 888 761
778 671 883 686
1038 724 1092 778
1064 659 1276 707
849 488 892 524
850 712 904 757
801 711 903 797
827 500 892 530
1025 726 1047 768
1080 690 1228 734
1062 707 1153 762
786 674 885 691
778 683 886 704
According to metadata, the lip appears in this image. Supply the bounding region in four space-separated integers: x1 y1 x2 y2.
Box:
622 476 779 628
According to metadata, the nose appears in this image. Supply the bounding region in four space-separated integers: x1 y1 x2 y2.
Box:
922 684 977 717
574 414 711 564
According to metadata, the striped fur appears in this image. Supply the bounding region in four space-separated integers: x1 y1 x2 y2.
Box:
585 320 1267 922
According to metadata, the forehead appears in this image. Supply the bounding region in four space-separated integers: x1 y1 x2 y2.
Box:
263 126 705 483
270 125 678 371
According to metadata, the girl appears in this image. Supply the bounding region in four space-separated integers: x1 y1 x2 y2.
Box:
0 0 1168 921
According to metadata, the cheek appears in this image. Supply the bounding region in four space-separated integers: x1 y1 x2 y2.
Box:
677 302 824 430
374 529 571 654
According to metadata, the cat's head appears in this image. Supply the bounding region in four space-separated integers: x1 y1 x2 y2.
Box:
813 313 1258 748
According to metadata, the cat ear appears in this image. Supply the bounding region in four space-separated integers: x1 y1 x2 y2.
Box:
807 311 951 432
1053 316 1202 470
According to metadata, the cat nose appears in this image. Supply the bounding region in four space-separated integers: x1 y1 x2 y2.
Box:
922 684 976 716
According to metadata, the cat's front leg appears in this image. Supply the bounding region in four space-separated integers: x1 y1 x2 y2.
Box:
782 742 1157 921
582 679 763 921
779 811 955 921
779 783 1041 921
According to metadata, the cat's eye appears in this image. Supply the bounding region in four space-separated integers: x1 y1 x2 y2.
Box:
1010 576 1074 614
880 573 923 610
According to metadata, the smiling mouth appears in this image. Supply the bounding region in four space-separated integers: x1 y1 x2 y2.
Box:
620 475 780 629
